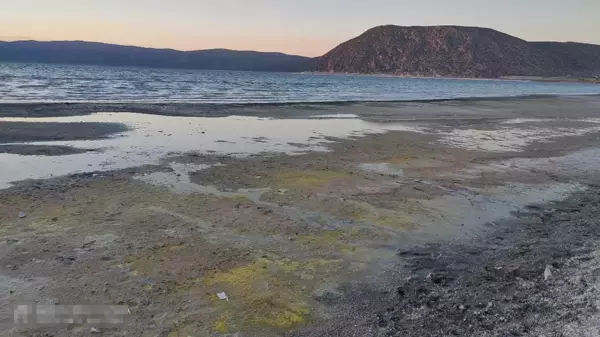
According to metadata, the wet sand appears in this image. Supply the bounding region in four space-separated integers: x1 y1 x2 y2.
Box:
0 120 126 155
0 121 128 143
1 94 599 120
1 96 600 336
0 144 97 156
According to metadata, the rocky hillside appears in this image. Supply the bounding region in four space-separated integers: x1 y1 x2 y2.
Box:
316 25 600 78
0 41 315 72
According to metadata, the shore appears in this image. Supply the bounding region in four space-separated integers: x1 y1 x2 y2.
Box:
310 72 600 84
0 94 599 119
502 75 600 84
1 96 600 336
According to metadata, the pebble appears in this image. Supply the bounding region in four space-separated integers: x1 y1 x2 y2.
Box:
544 265 553 281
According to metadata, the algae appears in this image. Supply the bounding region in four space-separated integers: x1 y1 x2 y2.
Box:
202 256 340 332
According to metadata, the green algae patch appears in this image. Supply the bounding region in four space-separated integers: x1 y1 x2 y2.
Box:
387 155 419 164
121 238 251 288
296 227 396 260
213 315 230 333
346 202 415 229
166 322 210 337
385 155 450 170
0 193 89 234
357 212 414 229
124 242 188 275
203 256 340 333
228 194 254 203
273 170 351 192
296 228 363 253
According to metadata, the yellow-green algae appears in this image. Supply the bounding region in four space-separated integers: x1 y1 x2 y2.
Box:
272 170 352 191
295 228 364 253
342 201 415 229
202 256 341 332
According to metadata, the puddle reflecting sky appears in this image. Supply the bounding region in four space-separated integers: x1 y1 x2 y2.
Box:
3 112 599 189
0 113 421 188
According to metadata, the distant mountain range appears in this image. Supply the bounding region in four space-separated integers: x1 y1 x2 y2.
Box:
316 25 600 78
0 41 314 72
2 26 600 78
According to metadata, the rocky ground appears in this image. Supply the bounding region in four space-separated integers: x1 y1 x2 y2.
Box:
285 183 600 337
1 96 600 336
375 185 600 337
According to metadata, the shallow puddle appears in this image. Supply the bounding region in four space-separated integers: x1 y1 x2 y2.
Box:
417 181 584 237
358 163 404 176
435 120 600 152
0 113 421 188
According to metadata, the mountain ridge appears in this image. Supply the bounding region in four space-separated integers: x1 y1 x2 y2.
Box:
0 40 315 72
316 25 600 78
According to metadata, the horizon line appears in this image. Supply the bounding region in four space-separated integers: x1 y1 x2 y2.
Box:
0 38 318 58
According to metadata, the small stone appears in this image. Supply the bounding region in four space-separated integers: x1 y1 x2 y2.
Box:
51 217 58 221
90 327 100 333
544 265 553 281
217 292 229 301
18 212 26 218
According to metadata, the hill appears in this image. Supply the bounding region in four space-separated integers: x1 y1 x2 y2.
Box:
316 25 600 78
0 41 315 72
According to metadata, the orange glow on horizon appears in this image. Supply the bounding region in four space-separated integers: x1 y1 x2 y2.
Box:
0 20 338 56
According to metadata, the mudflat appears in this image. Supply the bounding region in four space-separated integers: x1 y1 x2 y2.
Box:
0 121 127 143
1 96 600 336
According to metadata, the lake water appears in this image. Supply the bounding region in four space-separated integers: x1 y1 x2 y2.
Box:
1 62 600 103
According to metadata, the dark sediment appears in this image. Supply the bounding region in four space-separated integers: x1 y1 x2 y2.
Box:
0 95 599 120
294 183 600 337
0 144 98 156
0 121 128 143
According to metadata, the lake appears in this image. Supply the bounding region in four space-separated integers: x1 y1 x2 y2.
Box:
1 62 600 104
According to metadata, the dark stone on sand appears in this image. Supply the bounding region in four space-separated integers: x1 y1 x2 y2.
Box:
0 144 98 156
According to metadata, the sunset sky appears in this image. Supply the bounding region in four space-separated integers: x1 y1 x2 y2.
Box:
1 0 598 56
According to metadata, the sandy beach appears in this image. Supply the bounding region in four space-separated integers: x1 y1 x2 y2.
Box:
2 95 600 336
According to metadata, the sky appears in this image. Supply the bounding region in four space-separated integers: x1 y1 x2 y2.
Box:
1 0 599 56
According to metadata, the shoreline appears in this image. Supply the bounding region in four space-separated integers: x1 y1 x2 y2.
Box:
2 97 600 336
0 94 599 118
308 71 600 84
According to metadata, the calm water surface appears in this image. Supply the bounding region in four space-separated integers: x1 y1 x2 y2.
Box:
1 62 600 103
